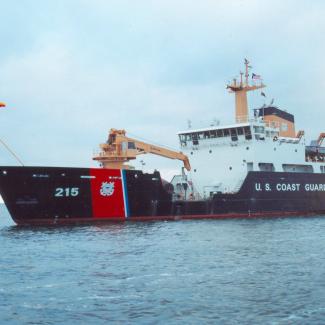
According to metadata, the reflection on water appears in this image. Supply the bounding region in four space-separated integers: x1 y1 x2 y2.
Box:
1 204 325 324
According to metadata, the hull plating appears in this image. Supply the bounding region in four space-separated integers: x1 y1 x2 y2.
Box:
1 166 325 225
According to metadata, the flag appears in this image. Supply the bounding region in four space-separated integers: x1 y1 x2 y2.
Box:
261 92 266 97
244 58 249 65
0 102 6 107
252 73 262 80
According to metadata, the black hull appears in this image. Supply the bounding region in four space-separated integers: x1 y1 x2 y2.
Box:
1 166 325 225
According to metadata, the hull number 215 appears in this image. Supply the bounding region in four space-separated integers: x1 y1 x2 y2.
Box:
54 187 79 197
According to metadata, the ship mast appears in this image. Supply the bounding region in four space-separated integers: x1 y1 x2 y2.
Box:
226 59 265 123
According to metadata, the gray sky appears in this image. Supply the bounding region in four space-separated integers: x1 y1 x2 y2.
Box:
0 0 324 179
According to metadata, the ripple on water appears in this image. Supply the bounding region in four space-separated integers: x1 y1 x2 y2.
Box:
1 205 325 323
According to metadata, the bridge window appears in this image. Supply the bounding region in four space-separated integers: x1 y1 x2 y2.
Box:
237 128 244 135
210 130 217 138
217 130 223 137
179 126 250 143
230 128 238 141
204 131 210 139
244 126 252 140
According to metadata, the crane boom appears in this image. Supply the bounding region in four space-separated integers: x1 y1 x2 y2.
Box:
93 128 191 171
317 132 325 146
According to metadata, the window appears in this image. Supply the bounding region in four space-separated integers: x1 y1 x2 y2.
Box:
179 135 187 146
128 142 136 149
230 128 238 141
244 126 250 133
237 128 244 135
282 164 314 173
217 130 223 137
230 128 237 135
281 123 288 132
247 162 254 171
128 142 135 149
244 126 252 140
258 163 275 172
192 133 199 145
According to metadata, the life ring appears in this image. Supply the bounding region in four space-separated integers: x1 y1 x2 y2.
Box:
273 136 278 142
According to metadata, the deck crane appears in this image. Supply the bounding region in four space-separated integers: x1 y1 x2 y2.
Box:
93 128 191 171
317 133 325 146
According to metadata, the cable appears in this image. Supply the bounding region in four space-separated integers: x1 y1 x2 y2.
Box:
0 138 24 166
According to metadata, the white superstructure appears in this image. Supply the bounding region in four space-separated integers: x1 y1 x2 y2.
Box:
175 60 325 199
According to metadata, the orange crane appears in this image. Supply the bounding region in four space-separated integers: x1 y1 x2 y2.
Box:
296 130 305 140
93 128 191 171
317 133 325 146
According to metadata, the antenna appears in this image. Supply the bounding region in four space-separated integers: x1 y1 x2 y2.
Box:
187 119 192 129
244 58 249 85
226 59 266 123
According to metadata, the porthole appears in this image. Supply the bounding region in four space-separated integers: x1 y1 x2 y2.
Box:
246 147 249 150
191 152 193 155
274 148 276 151
229 167 232 170
295 149 297 152
209 150 212 153
194 169 197 172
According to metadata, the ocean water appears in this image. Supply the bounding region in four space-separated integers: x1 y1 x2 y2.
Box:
1 206 325 324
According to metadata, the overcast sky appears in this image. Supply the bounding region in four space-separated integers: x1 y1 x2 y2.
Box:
0 0 324 179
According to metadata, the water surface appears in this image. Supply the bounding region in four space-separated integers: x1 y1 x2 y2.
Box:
1 205 325 324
